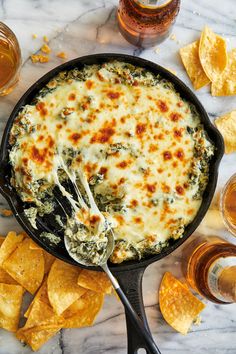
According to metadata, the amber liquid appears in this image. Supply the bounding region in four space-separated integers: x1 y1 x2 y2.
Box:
218 266 236 302
117 0 180 47
0 23 21 95
182 236 236 304
222 181 236 232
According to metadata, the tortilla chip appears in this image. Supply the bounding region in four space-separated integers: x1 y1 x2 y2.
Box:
0 283 24 332
17 298 63 351
47 259 86 315
29 240 55 274
77 269 113 294
181 281 190 290
0 231 25 266
199 26 227 82
0 267 18 285
24 300 64 329
2 238 44 294
43 251 55 274
179 40 210 90
24 278 49 318
17 326 59 352
211 49 236 96
29 239 41 250
0 235 18 284
62 290 104 328
24 303 35 320
215 110 236 153
19 292 63 338
159 272 205 335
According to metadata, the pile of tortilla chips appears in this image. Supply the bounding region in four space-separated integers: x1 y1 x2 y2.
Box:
180 26 236 96
0 232 112 351
159 272 205 335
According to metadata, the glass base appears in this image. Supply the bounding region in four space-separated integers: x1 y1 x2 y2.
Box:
0 77 19 96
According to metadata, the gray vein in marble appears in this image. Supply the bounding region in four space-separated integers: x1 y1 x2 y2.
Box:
181 2 236 32
0 200 12 209
0 0 6 17
20 3 107 67
175 21 236 38
28 5 107 58
59 330 64 354
96 6 115 43
208 112 219 118
32 0 44 10
176 5 236 36
133 47 144 57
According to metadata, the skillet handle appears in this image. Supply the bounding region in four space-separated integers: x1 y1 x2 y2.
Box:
115 267 161 354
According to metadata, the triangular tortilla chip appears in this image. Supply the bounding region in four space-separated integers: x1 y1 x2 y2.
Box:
17 326 59 352
0 232 25 266
199 26 227 82
17 298 63 351
180 40 210 90
47 259 86 315
159 272 205 335
2 238 44 294
23 300 64 329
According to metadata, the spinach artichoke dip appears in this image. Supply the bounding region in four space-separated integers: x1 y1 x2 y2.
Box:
9 61 214 264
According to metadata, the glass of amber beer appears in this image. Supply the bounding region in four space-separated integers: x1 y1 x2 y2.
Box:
117 0 181 47
0 22 21 96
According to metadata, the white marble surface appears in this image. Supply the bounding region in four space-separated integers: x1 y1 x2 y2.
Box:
0 0 236 353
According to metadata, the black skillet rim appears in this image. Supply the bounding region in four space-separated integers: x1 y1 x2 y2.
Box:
0 53 224 272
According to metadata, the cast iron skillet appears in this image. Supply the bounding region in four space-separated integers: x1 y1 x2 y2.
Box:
0 54 224 354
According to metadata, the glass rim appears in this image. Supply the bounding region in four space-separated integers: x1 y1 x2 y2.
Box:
220 173 236 237
0 21 21 49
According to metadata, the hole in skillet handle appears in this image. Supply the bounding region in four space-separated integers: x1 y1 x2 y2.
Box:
138 349 147 354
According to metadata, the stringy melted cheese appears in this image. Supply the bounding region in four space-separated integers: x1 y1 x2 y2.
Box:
9 61 214 263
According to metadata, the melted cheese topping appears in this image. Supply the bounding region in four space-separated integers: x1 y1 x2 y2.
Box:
9 61 214 263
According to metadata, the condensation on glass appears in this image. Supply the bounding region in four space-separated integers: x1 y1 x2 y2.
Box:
117 0 181 47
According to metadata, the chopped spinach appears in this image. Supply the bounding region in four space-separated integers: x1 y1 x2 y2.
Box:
89 173 104 186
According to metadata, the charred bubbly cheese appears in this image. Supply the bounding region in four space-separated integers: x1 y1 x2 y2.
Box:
9 61 214 263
